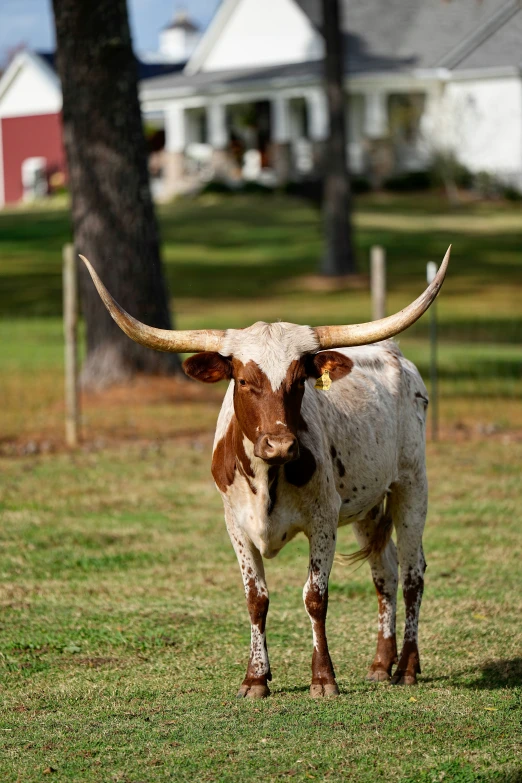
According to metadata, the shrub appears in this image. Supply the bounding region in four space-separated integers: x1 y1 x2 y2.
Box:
430 151 474 190
383 170 432 192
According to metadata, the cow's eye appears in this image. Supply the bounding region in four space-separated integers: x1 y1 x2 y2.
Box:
238 379 247 387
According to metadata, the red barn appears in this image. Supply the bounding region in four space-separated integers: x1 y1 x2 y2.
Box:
0 52 66 207
0 45 186 208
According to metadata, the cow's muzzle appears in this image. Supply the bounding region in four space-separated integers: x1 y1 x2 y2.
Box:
254 433 299 465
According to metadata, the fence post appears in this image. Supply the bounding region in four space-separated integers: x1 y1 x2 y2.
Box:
427 261 438 442
63 243 79 447
371 245 386 321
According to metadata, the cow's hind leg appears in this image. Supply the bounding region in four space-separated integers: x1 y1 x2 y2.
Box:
304 522 339 698
354 516 399 682
226 516 271 699
389 474 428 686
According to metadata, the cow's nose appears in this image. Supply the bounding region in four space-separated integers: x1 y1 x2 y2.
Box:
254 434 299 464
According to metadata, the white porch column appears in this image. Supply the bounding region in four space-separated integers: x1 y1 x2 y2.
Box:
306 88 328 141
364 90 388 139
272 95 291 143
207 102 228 150
207 101 229 178
164 102 186 152
163 103 186 198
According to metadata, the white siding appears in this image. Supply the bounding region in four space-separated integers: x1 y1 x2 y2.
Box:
200 0 323 73
425 76 522 184
0 58 61 119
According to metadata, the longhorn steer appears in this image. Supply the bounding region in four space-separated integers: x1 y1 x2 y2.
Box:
80 247 450 698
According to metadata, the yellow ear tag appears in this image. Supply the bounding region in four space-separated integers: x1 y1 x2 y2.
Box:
315 369 332 391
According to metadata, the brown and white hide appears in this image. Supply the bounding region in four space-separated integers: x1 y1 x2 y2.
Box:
184 322 429 698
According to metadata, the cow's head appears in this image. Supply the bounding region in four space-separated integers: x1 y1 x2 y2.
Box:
183 322 354 464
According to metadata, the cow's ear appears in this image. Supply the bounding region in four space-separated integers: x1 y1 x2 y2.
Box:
305 351 354 382
183 352 233 383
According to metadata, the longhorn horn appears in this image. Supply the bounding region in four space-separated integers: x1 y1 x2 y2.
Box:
314 246 451 349
79 256 225 353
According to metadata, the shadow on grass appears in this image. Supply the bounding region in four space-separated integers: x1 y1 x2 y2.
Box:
422 657 522 691
2 194 522 319
465 657 522 690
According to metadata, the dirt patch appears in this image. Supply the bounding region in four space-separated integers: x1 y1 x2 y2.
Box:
0 430 215 458
1 373 521 457
2 418 520 459
78 375 225 410
0 375 223 457
434 421 522 444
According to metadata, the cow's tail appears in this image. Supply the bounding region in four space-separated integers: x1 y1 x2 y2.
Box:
336 497 393 565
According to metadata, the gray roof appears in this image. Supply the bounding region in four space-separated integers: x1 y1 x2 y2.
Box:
452 5 522 70
142 60 325 95
297 0 522 70
141 0 522 96
141 48 413 97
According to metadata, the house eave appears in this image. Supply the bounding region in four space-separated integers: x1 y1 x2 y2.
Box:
140 73 321 103
184 0 242 76
140 65 451 106
447 65 522 81
0 51 61 116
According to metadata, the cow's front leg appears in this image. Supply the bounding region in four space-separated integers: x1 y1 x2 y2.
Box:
304 526 339 698
226 515 271 699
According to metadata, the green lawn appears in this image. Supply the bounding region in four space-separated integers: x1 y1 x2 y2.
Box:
0 193 521 781
1 192 521 443
1 439 520 782
1 192 522 327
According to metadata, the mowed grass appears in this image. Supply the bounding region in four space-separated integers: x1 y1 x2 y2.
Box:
1 192 522 323
0 438 521 782
0 192 521 780
1 192 521 443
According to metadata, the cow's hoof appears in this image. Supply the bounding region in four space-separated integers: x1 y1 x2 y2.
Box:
390 670 417 686
366 667 390 683
310 683 340 698
236 684 270 699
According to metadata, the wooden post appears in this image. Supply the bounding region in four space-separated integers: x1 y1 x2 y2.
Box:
63 243 79 447
427 261 438 442
371 245 386 321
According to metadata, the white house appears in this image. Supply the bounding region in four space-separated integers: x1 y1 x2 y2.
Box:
1 0 522 206
139 0 522 197
0 12 190 207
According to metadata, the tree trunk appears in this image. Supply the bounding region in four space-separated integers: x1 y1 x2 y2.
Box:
52 0 181 388
321 0 357 276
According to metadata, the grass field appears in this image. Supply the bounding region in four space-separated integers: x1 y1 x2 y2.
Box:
1 192 521 781
1 438 521 782
1 192 521 445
